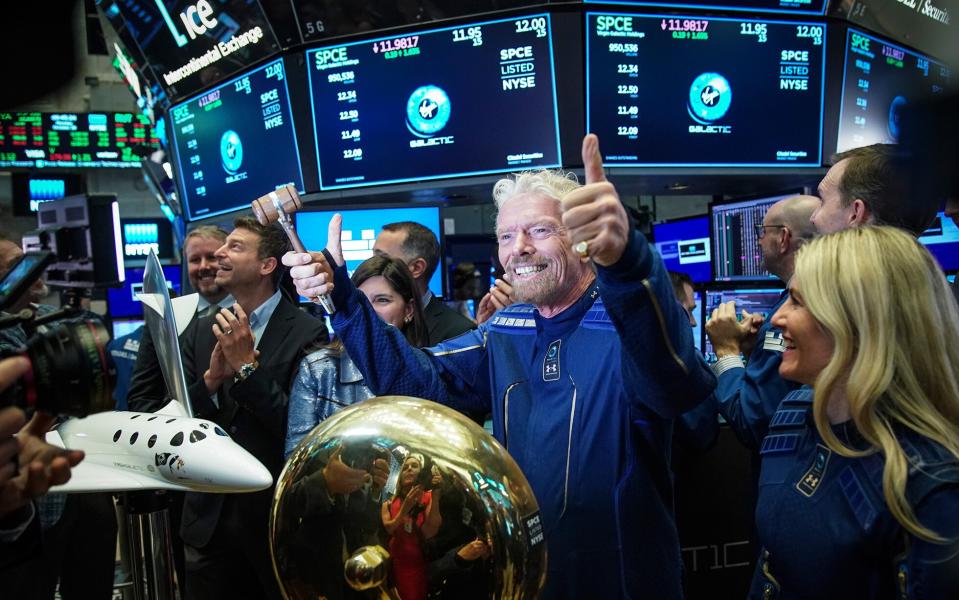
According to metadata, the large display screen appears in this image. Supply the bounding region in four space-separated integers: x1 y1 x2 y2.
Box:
98 0 279 100
836 28 952 153
292 0 549 42
585 0 825 15
0 112 158 169
653 216 711 282
711 193 795 281
306 14 562 190
586 13 825 167
170 58 304 221
919 212 959 272
296 207 444 297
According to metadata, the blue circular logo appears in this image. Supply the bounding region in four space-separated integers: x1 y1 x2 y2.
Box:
888 95 906 141
688 73 732 124
220 130 243 175
406 85 451 137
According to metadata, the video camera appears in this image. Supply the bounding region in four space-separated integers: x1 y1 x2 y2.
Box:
0 192 122 417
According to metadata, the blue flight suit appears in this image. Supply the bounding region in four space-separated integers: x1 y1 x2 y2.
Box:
715 291 801 449
329 230 716 598
752 388 959 599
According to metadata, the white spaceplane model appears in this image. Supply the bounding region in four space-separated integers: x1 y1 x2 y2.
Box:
45 251 272 494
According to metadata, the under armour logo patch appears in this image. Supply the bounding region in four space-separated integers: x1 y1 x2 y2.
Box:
796 444 831 497
543 339 561 382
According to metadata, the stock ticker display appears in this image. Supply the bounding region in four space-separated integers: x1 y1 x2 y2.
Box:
170 59 304 221
586 13 825 167
836 28 952 153
306 14 562 190
0 112 158 169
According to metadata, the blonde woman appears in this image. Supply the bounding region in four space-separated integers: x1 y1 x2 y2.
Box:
752 226 959 598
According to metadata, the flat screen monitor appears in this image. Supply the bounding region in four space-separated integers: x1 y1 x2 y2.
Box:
691 290 703 352
583 0 826 14
836 28 952 153
112 319 145 340
585 13 825 167
653 215 711 282
703 287 784 362
711 194 795 281
296 207 443 297
107 265 182 319
0 112 159 169
169 58 305 221
292 0 548 42
121 218 175 261
305 13 562 190
98 0 279 100
919 212 959 272
11 174 85 217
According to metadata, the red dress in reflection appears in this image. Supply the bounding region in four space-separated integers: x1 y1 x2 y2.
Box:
387 491 432 600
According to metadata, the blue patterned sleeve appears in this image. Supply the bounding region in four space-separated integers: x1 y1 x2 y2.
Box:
597 230 717 417
285 354 320 459
330 264 492 416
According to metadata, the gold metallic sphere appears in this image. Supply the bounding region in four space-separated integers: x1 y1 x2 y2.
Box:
270 396 547 600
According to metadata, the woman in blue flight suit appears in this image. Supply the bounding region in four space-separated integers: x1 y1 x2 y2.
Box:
752 226 959 599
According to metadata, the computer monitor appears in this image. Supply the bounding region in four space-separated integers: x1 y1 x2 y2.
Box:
305 13 562 189
585 13 825 167
711 193 796 281
112 319 145 340
690 290 703 352
583 0 825 13
120 218 175 262
296 206 444 297
107 265 182 319
169 58 304 221
703 287 785 362
836 28 952 153
653 215 711 282
919 212 959 272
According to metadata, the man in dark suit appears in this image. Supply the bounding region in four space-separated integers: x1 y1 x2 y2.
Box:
179 217 327 600
373 222 474 345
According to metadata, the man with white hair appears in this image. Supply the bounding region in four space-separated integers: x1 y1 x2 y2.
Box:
284 135 715 598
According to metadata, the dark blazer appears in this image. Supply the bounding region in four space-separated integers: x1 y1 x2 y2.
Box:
424 296 475 346
126 316 194 414
178 298 327 548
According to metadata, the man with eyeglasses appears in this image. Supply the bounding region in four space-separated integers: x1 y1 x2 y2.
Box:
705 194 818 449
372 222 475 345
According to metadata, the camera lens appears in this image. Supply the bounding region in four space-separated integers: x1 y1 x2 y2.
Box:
21 320 114 417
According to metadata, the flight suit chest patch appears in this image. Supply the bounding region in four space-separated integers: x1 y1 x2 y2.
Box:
543 339 561 382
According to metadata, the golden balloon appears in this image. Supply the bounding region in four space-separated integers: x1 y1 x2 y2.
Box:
270 396 547 600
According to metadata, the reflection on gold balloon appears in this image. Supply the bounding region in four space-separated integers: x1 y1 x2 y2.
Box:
270 396 546 600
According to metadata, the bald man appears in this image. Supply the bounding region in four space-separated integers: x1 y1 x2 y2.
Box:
705 195 819 448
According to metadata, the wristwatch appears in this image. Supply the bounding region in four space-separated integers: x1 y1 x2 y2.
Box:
236 360 259 382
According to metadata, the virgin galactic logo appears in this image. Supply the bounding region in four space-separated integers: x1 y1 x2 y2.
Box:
406 85 451 137
220 130 243 175
688 73 732 124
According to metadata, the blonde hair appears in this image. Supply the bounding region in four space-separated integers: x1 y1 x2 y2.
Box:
491 169 581 211
794 226 959 541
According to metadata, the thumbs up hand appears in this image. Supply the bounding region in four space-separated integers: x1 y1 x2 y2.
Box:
559 134 630 267
282 213 343 302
